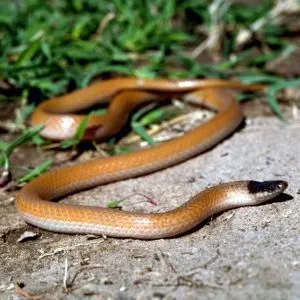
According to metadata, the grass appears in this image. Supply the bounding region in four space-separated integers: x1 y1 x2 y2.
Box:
0 0 294 99
0 0 299 183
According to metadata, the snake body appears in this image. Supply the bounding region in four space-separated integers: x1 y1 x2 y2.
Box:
16 78 287 239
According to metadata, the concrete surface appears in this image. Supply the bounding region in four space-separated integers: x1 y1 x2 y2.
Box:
0 115 299 300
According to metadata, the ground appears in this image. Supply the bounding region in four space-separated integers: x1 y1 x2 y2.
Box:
0 97 299 299
1 1 300 298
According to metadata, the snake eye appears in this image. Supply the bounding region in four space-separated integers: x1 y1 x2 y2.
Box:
247 180 288 195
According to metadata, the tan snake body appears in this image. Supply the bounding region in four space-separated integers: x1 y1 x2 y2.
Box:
16 78 287 239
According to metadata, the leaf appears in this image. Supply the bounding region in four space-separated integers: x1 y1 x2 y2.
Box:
60 114 91 149
238 74 284 84
113 146 133 155
0 141 8 151
131 122 156 145
31 135 50 147
15 39 42 67
0 124 44 167
131 104 157 145
18 159 53 184
139 108 165 126
16 103 35 127
106 200 122 209
265 79 300 120
141 106 183 126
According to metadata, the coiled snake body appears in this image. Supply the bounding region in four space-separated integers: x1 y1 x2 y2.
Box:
16 78 287 239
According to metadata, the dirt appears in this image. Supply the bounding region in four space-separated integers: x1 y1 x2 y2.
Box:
2 0 300 297
0 94 299 300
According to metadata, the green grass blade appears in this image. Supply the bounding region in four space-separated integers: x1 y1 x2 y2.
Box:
266 79 300 120
0 124 44 167
131 122 156 145
18 159 53 184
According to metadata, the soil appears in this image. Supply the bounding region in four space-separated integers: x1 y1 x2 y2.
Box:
1 1 300 297
0 91 299 300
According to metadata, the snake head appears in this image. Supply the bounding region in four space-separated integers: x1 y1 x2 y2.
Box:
247 180 288 203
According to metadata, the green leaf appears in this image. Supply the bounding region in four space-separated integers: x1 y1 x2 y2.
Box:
238 74 284 85
1 153 9 171
74 115 91 141
0 141 8 151
16 104 35 127
15 38 42 67
131 104 158 145
18 159 53 184
139 106 183 126
106 200 122 209
0 124 44 167
131 122 156 145
113 146 133 155
60 113 91 149
266 79 300 120
71 15 91 39
31 135 50 147
139 108 165 126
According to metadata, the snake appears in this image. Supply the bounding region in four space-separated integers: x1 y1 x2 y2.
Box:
15 78 288 239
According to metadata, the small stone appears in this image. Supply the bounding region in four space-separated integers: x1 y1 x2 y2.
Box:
17 231 39 243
